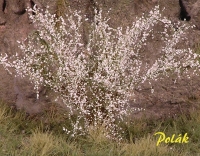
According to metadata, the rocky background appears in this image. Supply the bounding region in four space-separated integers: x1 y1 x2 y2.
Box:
1 0 200 118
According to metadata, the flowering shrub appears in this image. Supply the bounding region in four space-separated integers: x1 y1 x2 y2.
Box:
0 5 199 139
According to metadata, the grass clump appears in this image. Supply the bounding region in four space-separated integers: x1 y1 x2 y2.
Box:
22 129 81 156
0 101 200 155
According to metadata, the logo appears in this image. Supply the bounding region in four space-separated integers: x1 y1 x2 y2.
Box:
154 132 189 146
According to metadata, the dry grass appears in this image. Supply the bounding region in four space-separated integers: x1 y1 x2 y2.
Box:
0 101 200 155
122 135 170 156
22 129 81 156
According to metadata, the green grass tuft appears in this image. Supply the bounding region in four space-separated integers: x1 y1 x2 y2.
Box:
0 101 200 155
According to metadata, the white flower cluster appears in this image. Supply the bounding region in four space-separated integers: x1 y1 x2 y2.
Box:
0 5 199 139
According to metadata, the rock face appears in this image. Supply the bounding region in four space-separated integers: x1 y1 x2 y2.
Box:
0 0 200 117
0 0 49 114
